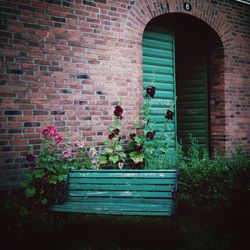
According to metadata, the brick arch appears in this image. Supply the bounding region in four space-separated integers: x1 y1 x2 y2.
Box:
124 0 232 154
124 0 233 48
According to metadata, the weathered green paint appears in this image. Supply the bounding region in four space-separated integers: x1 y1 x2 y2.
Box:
51 169 178 217
69 178 176 185
68 190 173 198
142 28 177 156
70 169 177 178
68 184 174 191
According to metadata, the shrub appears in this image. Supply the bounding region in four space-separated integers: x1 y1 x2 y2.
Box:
177 137 250 219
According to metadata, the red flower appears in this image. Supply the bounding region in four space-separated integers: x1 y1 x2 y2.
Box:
54 134 62 144
146 131 155 140
42 126 57 137
109 132 116 140
114 105 123 119
130 133 136 140
113 128 120 135
26 153 36 162
42 128 50 137
165 109 174 120
146 86 155 98
47 125 57 136
135 145 143 152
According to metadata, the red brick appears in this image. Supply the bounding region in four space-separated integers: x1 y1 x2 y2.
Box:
0 0 249 187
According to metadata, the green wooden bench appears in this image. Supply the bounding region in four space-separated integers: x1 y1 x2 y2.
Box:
51 169 178 218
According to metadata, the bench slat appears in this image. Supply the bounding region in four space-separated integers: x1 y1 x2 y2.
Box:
69 178 176 185
68 190 173 198
68 183 174 192
53 201 171 211
69 170 177 179
52 208 172 216
52 202 173 216
65 197 174 205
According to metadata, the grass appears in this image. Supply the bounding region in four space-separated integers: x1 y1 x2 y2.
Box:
1 211 248 250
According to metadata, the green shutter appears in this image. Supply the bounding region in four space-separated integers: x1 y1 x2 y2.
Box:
176 48 209 149
142 29 176 159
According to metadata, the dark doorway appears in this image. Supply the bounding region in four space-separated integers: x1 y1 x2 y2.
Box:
145 13 221 151
175 29 209 150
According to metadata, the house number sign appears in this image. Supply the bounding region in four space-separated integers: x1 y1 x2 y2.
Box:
183 2 192 11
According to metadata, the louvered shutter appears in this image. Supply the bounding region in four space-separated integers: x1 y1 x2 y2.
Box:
142 29 176 159
177 48 209 149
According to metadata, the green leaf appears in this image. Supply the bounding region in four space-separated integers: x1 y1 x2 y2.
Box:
104 148 113 154
109 155 119 164
115 145 122 151
135 136 144 145
99 155 108 165
21 179 29 188
133 121 143 128
57 175 65 182
48 175 57 184
128 141 135 150
103 140 110 146
119 152 126 158
25 186 36 198
19 206 28 217
34 169 45 179
41 198 48 205
129 151 144 164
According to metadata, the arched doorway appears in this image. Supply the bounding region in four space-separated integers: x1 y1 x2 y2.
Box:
143 13 224 153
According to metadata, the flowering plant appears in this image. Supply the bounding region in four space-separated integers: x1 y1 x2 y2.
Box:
128 86 175 168
98 105 126 168
21 125 94 212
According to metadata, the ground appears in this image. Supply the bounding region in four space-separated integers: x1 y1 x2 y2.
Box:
1 213 248 250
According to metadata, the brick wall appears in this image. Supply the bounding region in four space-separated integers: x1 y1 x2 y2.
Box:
0 0 249 187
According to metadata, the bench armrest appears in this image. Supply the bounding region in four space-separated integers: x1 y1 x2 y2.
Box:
171 169 179 215
54 168 71 205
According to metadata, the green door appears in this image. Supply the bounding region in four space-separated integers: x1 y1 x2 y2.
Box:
142 28 176 167
176 40 209 150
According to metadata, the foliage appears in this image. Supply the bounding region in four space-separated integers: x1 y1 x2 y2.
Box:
177 136 250 218
98 105 126 168
21 125 95 213
128 86 175 169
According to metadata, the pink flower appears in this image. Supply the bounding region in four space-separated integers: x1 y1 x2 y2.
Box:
76 139 84 149
47 126 57 136
62 148 72 158
42 128 50 137
89 147 97 157
54 134 62 144
42 126 57 137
